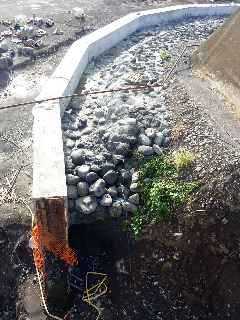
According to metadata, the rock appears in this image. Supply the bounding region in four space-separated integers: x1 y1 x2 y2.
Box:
100 194 113 207
138 145 154 156
66 139 75 148
0 57 10 70
91 164 101 173
123 201 138 213
112 154 125 165
162 128 170 137
153 144 163 155
22 46 35 57
76 196 97 215
89 179 106 197
115 142 130 156
76 164 90 179
107 186 118 199
145 128 156 139
66 174 80 185
65 156 75 173
77 181 89 196
138 134 151 146
78 118 87 129
131 172 139 183
109 201 122 217
0 41 9 53
100 163 115 176
118 185 130 198
86 172 98 184
128 193 140 205
163 136 171 146
154 133 164 146
67 185 78 199
71 149 85 165
119 169 132 185
103 170 118 186
130 183 138 193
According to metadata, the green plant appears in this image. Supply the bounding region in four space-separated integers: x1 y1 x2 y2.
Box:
130 155 198 237
172 148 195 171
160 49 171 61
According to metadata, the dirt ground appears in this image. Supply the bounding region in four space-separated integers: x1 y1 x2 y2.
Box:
0 1 240 320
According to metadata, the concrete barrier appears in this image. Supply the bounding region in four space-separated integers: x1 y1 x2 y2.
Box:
32 4 240 201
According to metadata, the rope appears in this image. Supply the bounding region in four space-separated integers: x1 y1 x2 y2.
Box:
0 44 189 112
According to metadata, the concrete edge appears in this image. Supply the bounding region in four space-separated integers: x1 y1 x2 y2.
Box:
32 3 240 199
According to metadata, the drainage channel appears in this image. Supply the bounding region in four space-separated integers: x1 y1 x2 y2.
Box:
61 16 225 320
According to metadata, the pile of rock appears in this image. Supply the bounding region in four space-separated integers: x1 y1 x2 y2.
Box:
63 16 224 223
66 114 170 223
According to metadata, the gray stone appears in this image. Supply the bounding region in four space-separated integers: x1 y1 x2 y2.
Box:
162 128 170 137
112 154 125 165
118 185 130 199
77 181 89 196
91 164 101 173
100 194 113 207
103 170 118 186
0 57 9 70
67 185 78 199
78 118 87 129
66 139 75 148
163 136 171 146
89 179 106 197
145 128 156 139
71 149 85 165
130 183 138 193
100 163 115 176
138 145 155 156
138 134 151 146
128 194 140 205
0 41 9 53
153 144 163 155
86 172 99 184
123 201 138 213
66 174 80 185
109 201 122 218
22 46 35 57
107 186 118 199
119 169 132 185
76 196 97 214
76 164 90 179
154 133 164 146
131 172 139 183
115 142 130 156
65 157 75 173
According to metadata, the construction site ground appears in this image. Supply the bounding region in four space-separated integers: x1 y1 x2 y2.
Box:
0 1 239 320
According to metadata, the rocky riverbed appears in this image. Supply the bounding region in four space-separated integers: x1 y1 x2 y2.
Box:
62 16 225 224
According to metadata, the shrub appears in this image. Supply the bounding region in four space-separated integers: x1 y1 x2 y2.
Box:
130 155 198 237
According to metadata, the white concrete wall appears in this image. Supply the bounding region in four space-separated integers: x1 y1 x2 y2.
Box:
32 3 240 200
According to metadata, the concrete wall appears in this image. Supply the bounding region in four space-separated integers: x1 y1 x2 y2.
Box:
32 4 240 200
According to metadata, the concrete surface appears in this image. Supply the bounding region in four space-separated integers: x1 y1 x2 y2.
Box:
32 3 240 200
192 9 240 107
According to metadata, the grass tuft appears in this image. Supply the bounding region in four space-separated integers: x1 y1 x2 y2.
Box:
172 148 195 172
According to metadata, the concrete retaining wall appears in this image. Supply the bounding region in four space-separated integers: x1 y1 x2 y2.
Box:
32 3 240 200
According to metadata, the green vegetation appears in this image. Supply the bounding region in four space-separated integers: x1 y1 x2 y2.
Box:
160 49 171 61
172 148 195 172
130 154 198 237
